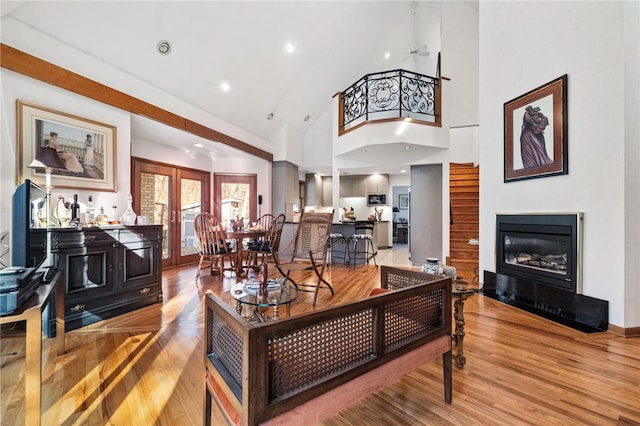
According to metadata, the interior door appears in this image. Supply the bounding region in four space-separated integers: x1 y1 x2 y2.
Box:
132 158 210 268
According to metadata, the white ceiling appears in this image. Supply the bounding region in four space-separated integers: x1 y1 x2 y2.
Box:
2 1 444 174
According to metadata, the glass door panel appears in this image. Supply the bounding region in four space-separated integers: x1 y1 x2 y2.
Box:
214 173 257 229
134 166 175 267
133 158 210 269
140 171 171 261
181 178 202 257
220 182 251 230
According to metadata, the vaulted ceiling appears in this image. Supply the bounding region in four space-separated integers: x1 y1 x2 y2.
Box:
2 1 445 172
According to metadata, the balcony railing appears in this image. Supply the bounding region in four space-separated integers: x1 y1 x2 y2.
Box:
338 69 442 135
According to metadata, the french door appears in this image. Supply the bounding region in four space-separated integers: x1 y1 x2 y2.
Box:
132 158 210 269
213 173 257 229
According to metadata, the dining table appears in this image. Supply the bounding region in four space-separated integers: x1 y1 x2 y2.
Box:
226 228 268 276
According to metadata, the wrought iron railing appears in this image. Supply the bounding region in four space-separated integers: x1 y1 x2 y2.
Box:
339 69 441 134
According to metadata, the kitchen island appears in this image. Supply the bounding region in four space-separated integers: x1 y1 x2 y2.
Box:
330 221 387 265
330 221 389 248
279 221 390 263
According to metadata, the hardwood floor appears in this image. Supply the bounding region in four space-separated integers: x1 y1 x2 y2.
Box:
2 248 639 425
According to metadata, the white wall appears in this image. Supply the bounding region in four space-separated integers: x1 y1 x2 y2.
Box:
623 0 640 328
479 1 635 327
303 105 333 173
272 124 304 167
441 0 479 128
450 126 479 165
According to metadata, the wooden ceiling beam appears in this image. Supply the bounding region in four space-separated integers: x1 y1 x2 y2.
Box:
0 43 273 162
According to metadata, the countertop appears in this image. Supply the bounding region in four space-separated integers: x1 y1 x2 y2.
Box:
332 220 389 225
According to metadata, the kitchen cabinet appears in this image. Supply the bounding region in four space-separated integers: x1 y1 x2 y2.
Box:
48 225 162 333
365 174 389 195
374 221 390 248
339 176 366 197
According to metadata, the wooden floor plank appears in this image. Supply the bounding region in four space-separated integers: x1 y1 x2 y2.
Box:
2 248 639 425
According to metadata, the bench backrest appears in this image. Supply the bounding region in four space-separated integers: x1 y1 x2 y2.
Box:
205 267 452 425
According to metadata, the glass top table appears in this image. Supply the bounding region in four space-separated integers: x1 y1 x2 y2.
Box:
230 278 299 322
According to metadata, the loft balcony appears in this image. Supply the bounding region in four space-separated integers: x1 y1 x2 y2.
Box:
337 69 443 136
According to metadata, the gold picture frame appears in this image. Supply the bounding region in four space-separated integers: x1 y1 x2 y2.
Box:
17 100 117 191
504 75 568 182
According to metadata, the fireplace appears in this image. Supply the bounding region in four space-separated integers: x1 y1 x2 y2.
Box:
484 212 608 333
496 213 582 293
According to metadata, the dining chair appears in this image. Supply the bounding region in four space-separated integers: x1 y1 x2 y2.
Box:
246 213 285 268
194 212 235 278
275 210 334 306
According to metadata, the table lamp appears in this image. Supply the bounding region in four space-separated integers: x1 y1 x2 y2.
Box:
27 146 66 270
28 147 66 189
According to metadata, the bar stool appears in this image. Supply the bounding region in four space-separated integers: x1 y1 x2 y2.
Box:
328 232 349 265
348 221 378 269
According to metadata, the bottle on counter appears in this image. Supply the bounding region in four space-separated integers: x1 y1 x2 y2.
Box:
110 205 121 225
122 194 137 226
96 206 109 226
54 196 71 227
70 194 80 225
85 195 96 226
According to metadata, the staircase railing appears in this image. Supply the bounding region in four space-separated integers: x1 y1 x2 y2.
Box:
338 69 442 135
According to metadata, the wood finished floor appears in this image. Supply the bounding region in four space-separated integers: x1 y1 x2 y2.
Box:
1 247 639 425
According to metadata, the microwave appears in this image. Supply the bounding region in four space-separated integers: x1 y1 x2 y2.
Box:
367 194 387 206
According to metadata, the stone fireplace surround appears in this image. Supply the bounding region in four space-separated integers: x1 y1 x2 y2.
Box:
483 213 608 333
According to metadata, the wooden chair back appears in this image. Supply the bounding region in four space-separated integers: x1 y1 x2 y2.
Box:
194 212 234 276
194 213 229 255
255 213 276 232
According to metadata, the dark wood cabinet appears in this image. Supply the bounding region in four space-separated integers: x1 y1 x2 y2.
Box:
48 225 162 334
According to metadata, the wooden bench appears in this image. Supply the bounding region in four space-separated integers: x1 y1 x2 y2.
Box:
204 266 452 425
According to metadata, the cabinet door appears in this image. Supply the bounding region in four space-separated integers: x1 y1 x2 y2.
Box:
351 177 366 196
365 174 389 195
339 177 353 197
375 222 389 248
119 239 161 290
60 243 117 302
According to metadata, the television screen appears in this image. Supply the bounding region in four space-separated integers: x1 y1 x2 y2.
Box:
12 179 48 271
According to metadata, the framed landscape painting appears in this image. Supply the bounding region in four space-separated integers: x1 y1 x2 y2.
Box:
17 100 117 191
504 74 568 182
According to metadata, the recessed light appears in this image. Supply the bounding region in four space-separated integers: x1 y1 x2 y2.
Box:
404 146 412 149
267 113 274 120
157 40 171 55
401 169 407 173
194 143 203 148
220 82 230 92
384 52 391 59
285 42 296 54
360 149 367 153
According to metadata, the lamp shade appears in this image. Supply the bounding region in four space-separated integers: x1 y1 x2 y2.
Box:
392 207 400 213
28 147 66 170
